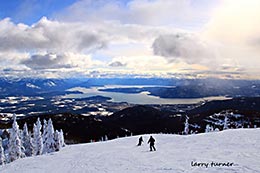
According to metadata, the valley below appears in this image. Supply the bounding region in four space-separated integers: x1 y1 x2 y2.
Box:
1 78 260 144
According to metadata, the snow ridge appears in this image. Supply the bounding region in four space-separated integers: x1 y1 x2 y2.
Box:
1 128 259 173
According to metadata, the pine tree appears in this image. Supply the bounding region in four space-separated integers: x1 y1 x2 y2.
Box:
184 116 189 135
21 123 33 157
33 118 43 155
42 119 50 154
54 130 61 151
223 115 229 130
8 114 25 162
205 124 215 133
59 129 65 147
0 137 5 165
44 119 56 153
104 135 108 141
205 124 211 133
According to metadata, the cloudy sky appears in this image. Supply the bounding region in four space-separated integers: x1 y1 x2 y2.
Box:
0 0 259 79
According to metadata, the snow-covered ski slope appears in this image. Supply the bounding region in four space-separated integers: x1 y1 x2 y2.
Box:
1 128 260 173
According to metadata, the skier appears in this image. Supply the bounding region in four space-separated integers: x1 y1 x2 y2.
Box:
137 136 143 146
147 136 156 151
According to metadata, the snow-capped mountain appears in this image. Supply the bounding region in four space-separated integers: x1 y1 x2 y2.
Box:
0 78 80 97
1 77 260 98
44 81 57 87
26 83 41 89
1 128 259 173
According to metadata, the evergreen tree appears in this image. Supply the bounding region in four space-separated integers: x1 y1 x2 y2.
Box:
223 115 229 130
33 118 43 155
104 135 108 141
59 129 65 147
44 119 56 153
21 123 33 157
54 130 61 151
8 114 25 162
42 119 49 154
205 124 211 133
0 137 5 165
205 124 214 133
184 116 189 135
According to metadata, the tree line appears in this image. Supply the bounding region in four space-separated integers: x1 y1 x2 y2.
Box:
0 115 65 165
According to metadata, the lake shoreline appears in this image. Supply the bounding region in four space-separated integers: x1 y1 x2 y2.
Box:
64 85 231 105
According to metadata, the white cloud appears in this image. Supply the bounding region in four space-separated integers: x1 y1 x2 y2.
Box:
205 0 260 46
0 51 29 70
202 0 260 73
109 55 174 72
56 0 216 27
1 0 260 79
0 17 107 53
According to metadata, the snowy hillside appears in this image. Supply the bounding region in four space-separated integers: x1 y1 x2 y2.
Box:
1 129 260 173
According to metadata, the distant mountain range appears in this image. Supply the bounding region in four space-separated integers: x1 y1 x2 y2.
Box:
1 77 260 98
1 77 260 143
1 97 260 144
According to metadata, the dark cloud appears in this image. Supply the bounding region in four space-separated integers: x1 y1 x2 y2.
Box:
108 61 126 67
152 34 215 64
22 53 74 69
2 68 13 72
220 65 245 72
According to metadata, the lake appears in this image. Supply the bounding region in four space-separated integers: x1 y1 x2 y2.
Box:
63 85 229 105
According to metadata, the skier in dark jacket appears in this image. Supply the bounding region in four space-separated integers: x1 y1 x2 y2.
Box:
137 136 144 146
147 136 156 151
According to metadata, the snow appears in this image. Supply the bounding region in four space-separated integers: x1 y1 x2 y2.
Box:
44 81 56 87
1 128 260 173
26 83 40 89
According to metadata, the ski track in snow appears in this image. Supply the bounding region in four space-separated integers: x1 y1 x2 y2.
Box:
1 128 260 173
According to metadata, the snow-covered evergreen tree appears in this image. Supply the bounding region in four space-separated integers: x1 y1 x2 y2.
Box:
214 128 220 132
33 118 43 155
1 117 66 165
0 137 5 165
21 123 33 157
205 124 215 133
54 130 62 151
184 116 189 135
42 119 48 154
44 119 56 153
8 114 25 162
223 115 229 130
205 124 211 133
104 135 108 141
59 129 65 147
